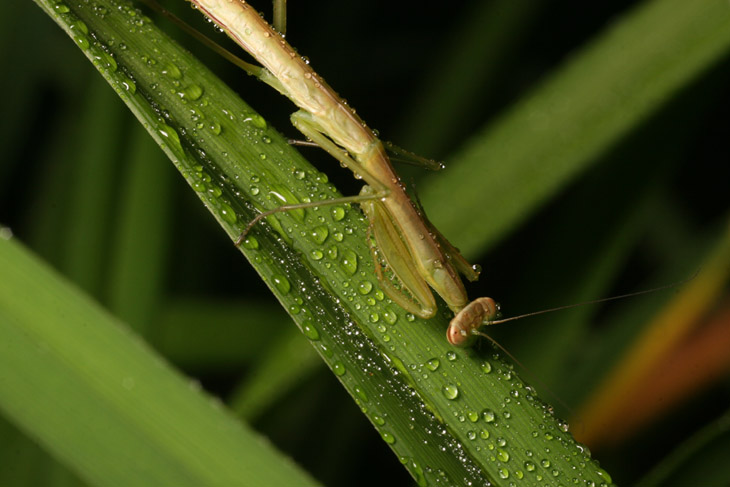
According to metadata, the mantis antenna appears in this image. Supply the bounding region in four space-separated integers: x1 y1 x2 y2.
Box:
447 272 698 347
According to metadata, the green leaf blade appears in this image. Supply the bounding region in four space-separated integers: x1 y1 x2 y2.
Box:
0 235 318 487
27 0 627 484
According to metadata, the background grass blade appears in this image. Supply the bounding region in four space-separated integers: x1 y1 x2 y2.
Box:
0 235 317 487
636 409 730 487
419 0 730 256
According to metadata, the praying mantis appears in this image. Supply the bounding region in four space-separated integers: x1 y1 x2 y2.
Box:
182 0 503 346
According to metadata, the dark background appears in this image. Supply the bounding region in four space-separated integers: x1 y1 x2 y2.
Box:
4 0 730 485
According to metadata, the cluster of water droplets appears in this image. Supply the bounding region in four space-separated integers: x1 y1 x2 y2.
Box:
53 2 618 484
269 208 616 486
50 1 138 100
47 0 247 233
402 345 616 486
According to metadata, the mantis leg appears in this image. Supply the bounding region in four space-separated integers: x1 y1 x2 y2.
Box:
272 0 287 35
287 139 319 148
138 0 295 94
237 110 392 244
362 195 437 319
290 111 391 195
382 141 444 171
138 0 293 95
236 189 389 245
291 111 440 317
410 191 480 282
288 139 444 171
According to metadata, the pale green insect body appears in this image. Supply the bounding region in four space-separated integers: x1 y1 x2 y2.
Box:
191 0 492 343
193 0 372 155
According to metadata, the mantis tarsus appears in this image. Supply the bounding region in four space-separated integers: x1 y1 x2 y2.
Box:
178 0 505 346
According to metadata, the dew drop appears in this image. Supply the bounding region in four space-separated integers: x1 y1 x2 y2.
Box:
181 83 203 100
358 280 373 295
74 34 90 49
247 114 267 129
425 358 440 371
208 121 222 135
302 320 319 340
383 308 398 325
407 459 427 487
497 449 510 462
119 75 136 94
310 225 329 244
70 19 89 35
332 361 346 376
269 186 304 220
596 467 613 484
331 206 346 221
381 431 396 444
219 203 237 224
442 384 459 400
161 62 182 79
341 249 358 275
241 236 259 249
319 343 333 358
157 124 183 154
481 361 493 374
95 50 117 71
446 351 457 361
272 274 291 294
482 409 496 423
354 386 368 402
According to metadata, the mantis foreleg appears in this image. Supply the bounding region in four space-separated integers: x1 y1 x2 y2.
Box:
272 0 287 35
362 196 437 318
236 110 391 244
